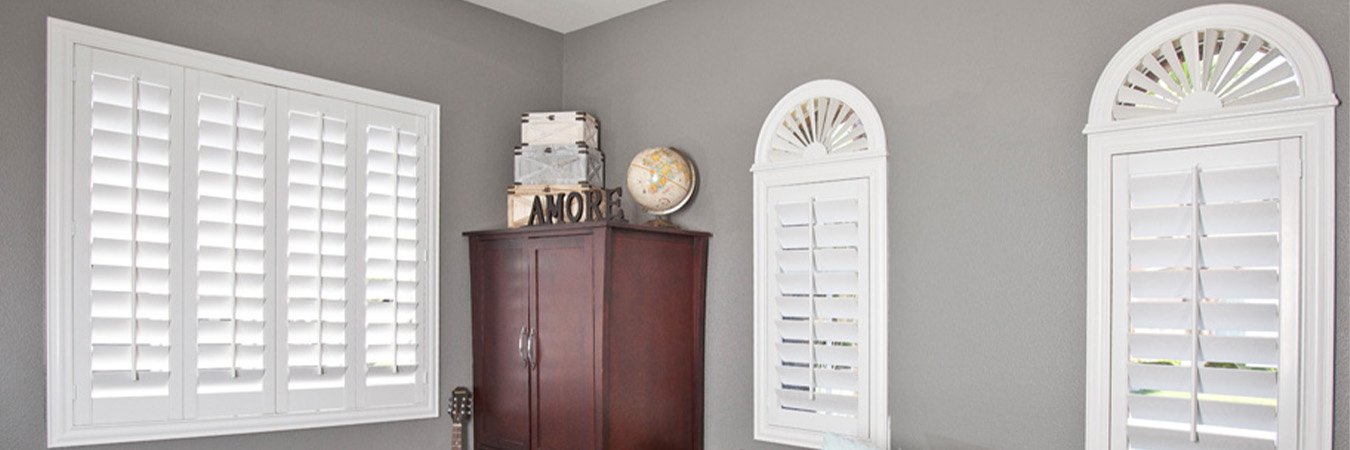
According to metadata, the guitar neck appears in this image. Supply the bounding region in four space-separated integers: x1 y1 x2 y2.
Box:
450 386 472 450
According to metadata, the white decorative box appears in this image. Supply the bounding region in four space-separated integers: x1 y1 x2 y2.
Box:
514 144 604 187
521 111 599 148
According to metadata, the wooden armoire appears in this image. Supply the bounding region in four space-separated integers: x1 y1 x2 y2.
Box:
465 222 710 450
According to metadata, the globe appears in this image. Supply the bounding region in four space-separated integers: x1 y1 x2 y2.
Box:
626 147 696 217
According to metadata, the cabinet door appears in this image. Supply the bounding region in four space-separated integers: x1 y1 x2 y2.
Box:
529 235 598 450
472 238 532 450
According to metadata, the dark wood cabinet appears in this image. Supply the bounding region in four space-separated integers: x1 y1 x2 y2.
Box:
466 222 710 450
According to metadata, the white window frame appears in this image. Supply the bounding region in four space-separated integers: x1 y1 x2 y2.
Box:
752 79 889 449
1083 5 1336 450
46 18 441 447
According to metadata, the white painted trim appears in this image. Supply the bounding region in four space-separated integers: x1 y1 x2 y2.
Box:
1085 4 1336 129
46 17 76 447
46 19 436 118
1082 97 1338 135
51 405 438 448
752 79 888 449
46 18 441 447
749 150 887 173
1085 6 1335 449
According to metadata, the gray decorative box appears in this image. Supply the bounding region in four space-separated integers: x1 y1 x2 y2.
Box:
521 111 599 149
513 144 604 187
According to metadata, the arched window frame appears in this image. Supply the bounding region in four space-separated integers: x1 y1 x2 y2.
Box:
1084 5 1336 450
752 79 889 449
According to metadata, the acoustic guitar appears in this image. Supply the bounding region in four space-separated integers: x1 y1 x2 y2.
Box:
450 386 473 450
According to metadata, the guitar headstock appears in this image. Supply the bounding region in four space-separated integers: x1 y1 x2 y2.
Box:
449 386 473 424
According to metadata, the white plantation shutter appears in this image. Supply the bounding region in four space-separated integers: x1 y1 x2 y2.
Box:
360 107 426 406
184 71 277 418
765 178 870 434
754 81 887 448
1084 8 1337 450
50 22 439 446
71 47 185 425
1110 139 1299 450
277 92 357 412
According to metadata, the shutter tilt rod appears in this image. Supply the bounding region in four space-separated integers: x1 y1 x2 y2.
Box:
807 197 817 400
392 127 403 375
316 112 327 377
130 75 143 382
230 95 241 380
1187 165 1202 442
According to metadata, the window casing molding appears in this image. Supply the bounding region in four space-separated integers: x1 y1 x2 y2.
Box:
1083 5 1335 450
46 18 441 447
752 79 888 449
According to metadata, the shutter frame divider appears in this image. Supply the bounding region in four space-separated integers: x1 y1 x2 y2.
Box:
272 89 288 414
349 103 368 409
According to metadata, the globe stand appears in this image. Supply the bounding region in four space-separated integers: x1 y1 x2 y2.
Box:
643 214 679 229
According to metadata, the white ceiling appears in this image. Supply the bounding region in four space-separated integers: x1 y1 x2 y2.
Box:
464 0 668 34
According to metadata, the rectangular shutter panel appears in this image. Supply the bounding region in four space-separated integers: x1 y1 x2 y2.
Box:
184 71 276 417
72 47 184 425
278 91 356 412
1115 140 1296 450
360 107 425 407
764 179 869 435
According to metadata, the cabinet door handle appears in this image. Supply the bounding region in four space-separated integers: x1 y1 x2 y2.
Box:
526 327 536 369
518 325 528 367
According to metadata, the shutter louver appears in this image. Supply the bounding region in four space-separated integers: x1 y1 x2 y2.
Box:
73 48 184 425
362 108 424 406
765 179 869 434
1116 141 1296 450
278 92 355 412
185 72 276 417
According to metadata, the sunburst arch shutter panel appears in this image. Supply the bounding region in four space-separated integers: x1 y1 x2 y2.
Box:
1110 139 1300 449
1113 29 1300 120
360 106 428 407
767 97 869 162
71 47 185 426
753 79 888 449
1085 4 1338 132
184 71 278 418
277 91 359 412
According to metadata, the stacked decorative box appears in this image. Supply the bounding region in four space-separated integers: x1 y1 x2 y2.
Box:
507 111 605 228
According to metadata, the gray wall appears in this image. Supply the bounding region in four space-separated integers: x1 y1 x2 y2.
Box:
2 1 1345 449
0 0 560 448
560 1 1347 449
